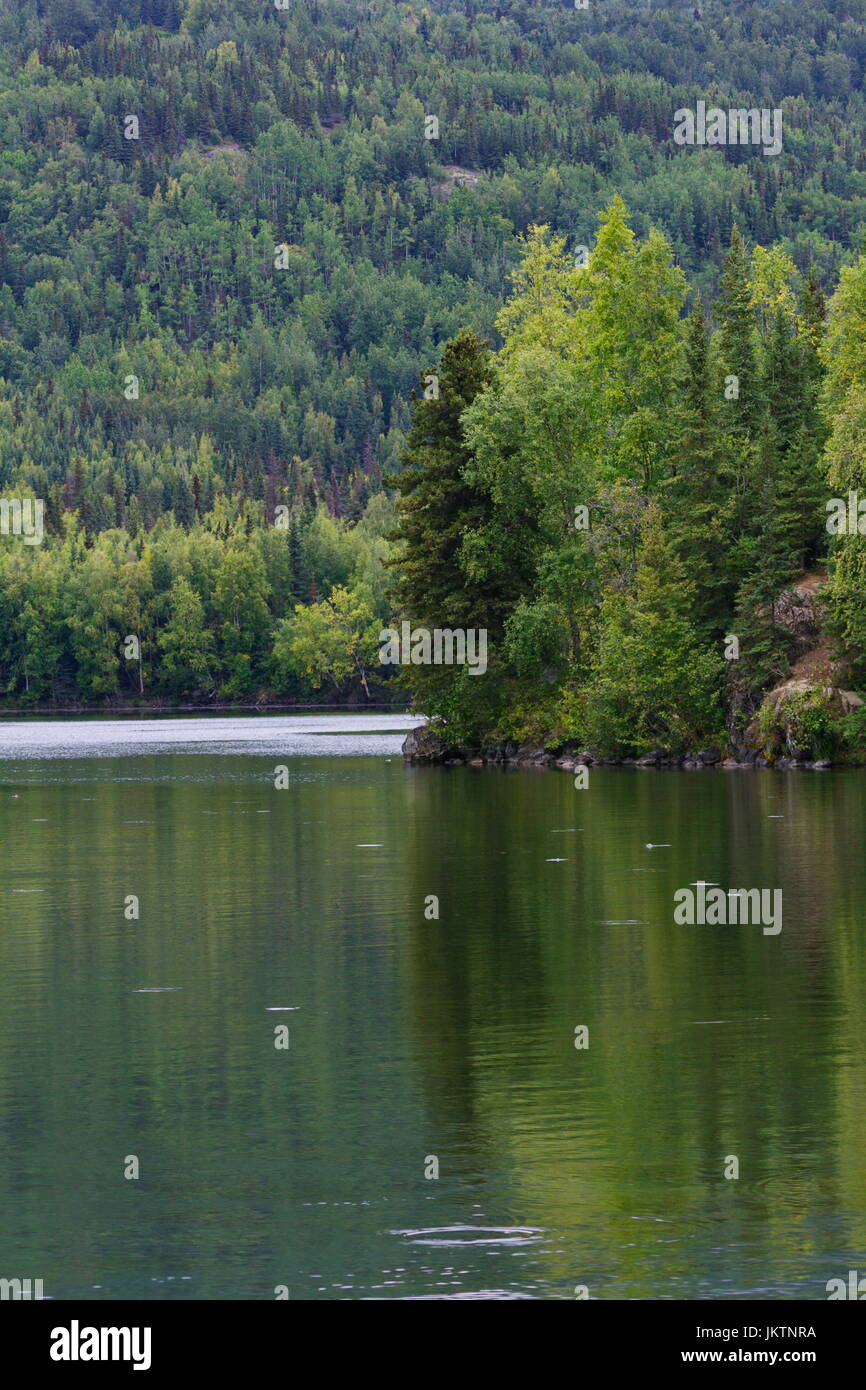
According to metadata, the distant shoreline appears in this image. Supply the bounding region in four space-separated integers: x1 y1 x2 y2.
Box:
0 700 411 719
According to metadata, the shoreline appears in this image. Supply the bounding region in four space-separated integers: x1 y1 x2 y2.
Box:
0 700 410 719
401 728 844 771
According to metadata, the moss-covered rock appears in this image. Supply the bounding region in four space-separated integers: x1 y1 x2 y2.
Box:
746 681 862 761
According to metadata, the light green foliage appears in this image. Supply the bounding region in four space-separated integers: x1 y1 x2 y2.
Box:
578 504 723 755
821 262 866 685
158 577 214 695
0 504 393 705
273 585 381 697
754 688 838 761
389 201 837 753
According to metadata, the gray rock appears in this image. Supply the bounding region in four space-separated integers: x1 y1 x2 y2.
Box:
516 744 548 762
402 724 449 762
696 746 720 764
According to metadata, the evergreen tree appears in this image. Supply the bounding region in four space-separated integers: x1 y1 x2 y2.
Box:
715 227 763 443
826 537 866 685
581 503 723 755
386 331 495 630
288 516 309 604
664 301 733 636
761 313 825 571
776 425 825 573
765 311 806 455
728 423 798 720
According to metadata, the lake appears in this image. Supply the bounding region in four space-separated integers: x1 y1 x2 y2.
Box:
1 715 864 1300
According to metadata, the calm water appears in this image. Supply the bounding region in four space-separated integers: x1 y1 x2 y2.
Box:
1 717 864 1300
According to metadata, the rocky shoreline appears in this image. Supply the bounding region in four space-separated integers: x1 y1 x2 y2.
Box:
401 725 836 771
402 575 866 772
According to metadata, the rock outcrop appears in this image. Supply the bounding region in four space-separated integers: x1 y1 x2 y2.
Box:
738 573 863 761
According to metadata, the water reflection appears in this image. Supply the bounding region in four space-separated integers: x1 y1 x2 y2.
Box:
0 752 863 1299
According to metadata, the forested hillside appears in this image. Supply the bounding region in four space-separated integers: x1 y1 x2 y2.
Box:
1 0 866 737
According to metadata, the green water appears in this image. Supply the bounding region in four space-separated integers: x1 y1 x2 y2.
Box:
1 748 865 1300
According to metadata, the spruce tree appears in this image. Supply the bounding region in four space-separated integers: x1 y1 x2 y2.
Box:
288 517 308 604
713 229 767 581
801 265 827 355
664 301 733 636
776 425 825 573
385 331 494 630
765 310 805 455
715 227 762 443
762 313 825 571
729 424 797 712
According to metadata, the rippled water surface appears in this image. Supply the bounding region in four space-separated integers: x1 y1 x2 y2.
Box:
0 711 423 758
1 720 864 1299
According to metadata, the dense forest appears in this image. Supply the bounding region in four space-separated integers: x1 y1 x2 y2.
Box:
395 205 866 761
1 0 866 756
